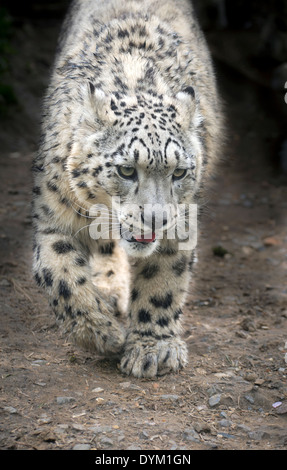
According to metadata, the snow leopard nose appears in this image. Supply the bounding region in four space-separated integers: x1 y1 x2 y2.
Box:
141 210 168 230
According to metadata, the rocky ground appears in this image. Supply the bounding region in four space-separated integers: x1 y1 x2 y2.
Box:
0 9 287 451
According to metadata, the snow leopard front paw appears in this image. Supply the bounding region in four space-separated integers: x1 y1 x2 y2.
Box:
120 335 188 378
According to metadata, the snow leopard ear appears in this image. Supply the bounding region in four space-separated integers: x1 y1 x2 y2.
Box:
87 83 115 124
177 86 195 100
175 86 200 129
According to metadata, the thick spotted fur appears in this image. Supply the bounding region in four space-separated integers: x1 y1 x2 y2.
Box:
32 0 223 377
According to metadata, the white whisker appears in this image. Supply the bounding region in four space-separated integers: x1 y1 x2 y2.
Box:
72 206 97 219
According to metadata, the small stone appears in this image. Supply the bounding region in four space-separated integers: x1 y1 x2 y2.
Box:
55 424 69 434
236 330 248 339
96 397 105 404
241 246 254 256
0 279 11 287
217 432 235 439
182 428 200 442
160 394 179 401
248 430 270 440
38 414 52 425
92 387 104 393
193 421 211 433
56 396 75 405
34 381 47 387
73 444 91 450
89 425 113 434
273 402 287 414
240 318 256 332
219 419 232 428
72 424 86 431
4 406 17 414
205 441 218 449
128 384 142 390
170 443 178 450
209 394 221 407
119 381 131 388
243 372 257 382
100 437 113 447
236 423 251 433
244 394 255 404
207 385 221 396
31 359 47 366
254 378 265 386
263 236 280 247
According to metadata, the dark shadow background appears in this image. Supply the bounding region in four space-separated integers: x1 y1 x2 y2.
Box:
193 0 287 175
0 0 286 174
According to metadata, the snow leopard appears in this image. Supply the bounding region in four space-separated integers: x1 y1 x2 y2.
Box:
32 0 223 378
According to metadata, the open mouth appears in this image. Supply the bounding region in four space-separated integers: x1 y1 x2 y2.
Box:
134 232 156 243
120 225 156 244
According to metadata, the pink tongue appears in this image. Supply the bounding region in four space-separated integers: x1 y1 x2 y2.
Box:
135 232 156 243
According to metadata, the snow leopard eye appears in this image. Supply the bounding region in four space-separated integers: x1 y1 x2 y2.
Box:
117 166 137 180
172 168 187 181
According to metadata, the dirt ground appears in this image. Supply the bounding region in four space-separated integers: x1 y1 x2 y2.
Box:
0 15 287 451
